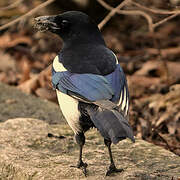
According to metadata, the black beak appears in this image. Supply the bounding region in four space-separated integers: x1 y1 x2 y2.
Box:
34 15 60 32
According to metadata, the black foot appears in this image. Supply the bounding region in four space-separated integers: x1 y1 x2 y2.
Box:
70 161 88 176
106 163 123 176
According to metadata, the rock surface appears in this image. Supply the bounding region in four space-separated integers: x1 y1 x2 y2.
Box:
0 82 64 124
0 118 179 180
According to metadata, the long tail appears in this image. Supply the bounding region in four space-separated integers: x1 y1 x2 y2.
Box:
87 107 135 144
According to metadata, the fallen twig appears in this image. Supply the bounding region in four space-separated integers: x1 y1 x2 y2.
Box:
152 129 173 152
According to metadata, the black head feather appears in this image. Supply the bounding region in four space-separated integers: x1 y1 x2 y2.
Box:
35 11 105 44
35 11 116 75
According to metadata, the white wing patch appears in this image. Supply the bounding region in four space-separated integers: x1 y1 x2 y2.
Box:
53 55 67 72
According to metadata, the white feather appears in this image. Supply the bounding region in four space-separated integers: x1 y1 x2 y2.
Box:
117 91 123 106
110 52 129 115
121 86 127 111
111 51 118 64
53 55 67 72
125 98 129 115
53 55 81 134
56 90 81 134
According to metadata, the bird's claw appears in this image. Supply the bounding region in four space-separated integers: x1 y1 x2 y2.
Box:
70 160 88 176
105 163 123 176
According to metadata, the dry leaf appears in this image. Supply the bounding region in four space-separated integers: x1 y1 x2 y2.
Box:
35 87 56 101
0 52 16 72
18 57 31 84
18 75 39 94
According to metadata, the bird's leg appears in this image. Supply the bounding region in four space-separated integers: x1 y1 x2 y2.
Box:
71 133 88 176
104 139 123 176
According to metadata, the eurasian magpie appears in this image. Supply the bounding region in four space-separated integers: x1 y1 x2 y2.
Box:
34 11 135 176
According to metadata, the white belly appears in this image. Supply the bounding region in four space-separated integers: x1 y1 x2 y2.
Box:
56 90 81 134
53 55 81 134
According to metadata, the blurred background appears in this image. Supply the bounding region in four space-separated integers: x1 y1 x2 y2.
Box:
0 0 179 155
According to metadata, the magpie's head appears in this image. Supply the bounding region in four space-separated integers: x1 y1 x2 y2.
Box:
34 11 104 44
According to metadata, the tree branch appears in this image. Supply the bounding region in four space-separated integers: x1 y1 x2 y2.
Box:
153 13 180 29
131 1 180 15
0 0 55 31
97 0 153 32
98 0 131 30
97 0 180 33
0 0 23 11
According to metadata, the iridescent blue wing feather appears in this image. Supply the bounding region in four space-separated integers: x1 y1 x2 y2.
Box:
52 64 129 116
105 64 129 117
52 61 134 143
53 72 114 102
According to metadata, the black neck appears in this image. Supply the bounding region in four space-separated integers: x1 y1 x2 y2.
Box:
62 33 105 49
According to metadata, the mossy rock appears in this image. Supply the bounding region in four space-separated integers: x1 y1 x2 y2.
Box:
0 118 179 180
0 82 64 124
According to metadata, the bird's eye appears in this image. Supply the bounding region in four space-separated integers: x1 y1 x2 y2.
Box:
61 20 69 27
